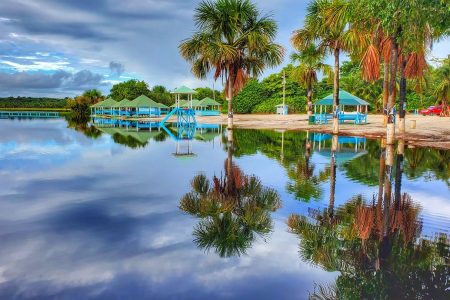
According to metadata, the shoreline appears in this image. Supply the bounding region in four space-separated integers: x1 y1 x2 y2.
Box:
94 113 450 150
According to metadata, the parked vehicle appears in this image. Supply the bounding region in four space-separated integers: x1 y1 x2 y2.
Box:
419 105 443 116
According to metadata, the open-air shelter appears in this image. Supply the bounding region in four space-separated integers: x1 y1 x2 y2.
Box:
128 95 162 117
91 97 117 115
197 97 221 116
112 98 131 116
171 86 197 108
314 90 370 124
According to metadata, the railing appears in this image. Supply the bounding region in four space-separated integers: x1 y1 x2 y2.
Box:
0 111 60 119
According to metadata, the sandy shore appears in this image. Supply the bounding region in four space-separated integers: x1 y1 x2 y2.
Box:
117 114 450 150
200 114 450 150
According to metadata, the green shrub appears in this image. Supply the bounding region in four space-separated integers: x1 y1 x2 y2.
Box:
232 79 266 113
252 96 307 113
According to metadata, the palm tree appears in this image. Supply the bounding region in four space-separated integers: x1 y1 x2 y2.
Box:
434 57 450 116
179 0 284 136
291 44 333 116
82 89 104 104
292 0 349 134
349 0 449 140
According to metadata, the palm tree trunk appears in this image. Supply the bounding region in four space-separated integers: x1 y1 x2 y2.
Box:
227 72 234 143
332 47 340 134
383 61 389 126
386 38 399 145
307 87 313 116
329 139 337 217
399 56 407 134
382 144 394 251
377 139 386 207
394 140 404 210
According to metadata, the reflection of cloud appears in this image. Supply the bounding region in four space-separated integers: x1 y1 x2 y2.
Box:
0 119 337 299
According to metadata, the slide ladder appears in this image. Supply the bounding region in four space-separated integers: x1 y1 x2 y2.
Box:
159 107 197 127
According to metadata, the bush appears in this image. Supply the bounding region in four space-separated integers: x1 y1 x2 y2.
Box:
252 96 307 113
232 79 266 113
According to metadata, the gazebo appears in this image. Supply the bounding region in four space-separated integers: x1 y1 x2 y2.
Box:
171 86 197 108
91 97 117 115
197 97 221 116
128 95 162 117
112 98 131 116
314 90 370 125
160 85 197 127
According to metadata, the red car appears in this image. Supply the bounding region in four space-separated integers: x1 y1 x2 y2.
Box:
419 105 443 116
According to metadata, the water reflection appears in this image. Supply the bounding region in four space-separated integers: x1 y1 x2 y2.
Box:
180 131 282 257
0 118 448 299
288 139 449 299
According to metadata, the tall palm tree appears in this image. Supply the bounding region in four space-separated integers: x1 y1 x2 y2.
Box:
292 0 350 134
179 0 284 136
291 44 333 116
350 0 449 140
434 57 450 116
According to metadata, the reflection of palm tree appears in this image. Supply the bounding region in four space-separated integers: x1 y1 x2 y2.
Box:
286 132 330 202
180 136 281 257
288 143 449 298
65 114 102 139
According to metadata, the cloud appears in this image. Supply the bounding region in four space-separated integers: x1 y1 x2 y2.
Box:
109 61 125 76
0 69 106 94
0 0 448 97
0 59 71 72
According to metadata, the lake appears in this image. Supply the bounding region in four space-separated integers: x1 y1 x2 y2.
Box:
0 117 448 299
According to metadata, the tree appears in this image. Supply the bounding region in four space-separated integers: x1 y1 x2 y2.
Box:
82 89 104 104
290 44 333 116
179 0 284 138
150 85 173 106
434 57 450 116
350 0 450 139
194 87 223 103
292 0 350 134
109 80 151 100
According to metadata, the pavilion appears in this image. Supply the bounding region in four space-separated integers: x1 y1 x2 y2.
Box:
112 98 131 116
171 86 197 108
197 97 221 116
128 95 162 117
313 90 370 125
91 97 117 115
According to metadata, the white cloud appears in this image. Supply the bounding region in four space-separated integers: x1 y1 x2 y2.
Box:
0 59 72 72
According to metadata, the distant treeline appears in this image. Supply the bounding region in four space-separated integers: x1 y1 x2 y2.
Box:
0 97 68 109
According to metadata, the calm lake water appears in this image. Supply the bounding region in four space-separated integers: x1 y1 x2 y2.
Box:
0 117 449 299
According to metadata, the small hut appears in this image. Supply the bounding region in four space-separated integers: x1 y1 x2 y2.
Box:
113 98 131 116
171 86 197 108
197 97 221 116
93 97 117 115
313 90 370 125
128 95 161 117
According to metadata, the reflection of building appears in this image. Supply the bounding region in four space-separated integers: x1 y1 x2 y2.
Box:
163 123 222 157
92 117 162 147
310 133 367 164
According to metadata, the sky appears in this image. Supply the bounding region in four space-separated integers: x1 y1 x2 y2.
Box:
0 0 448 98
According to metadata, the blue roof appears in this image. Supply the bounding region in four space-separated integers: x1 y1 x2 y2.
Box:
314 90 370 106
